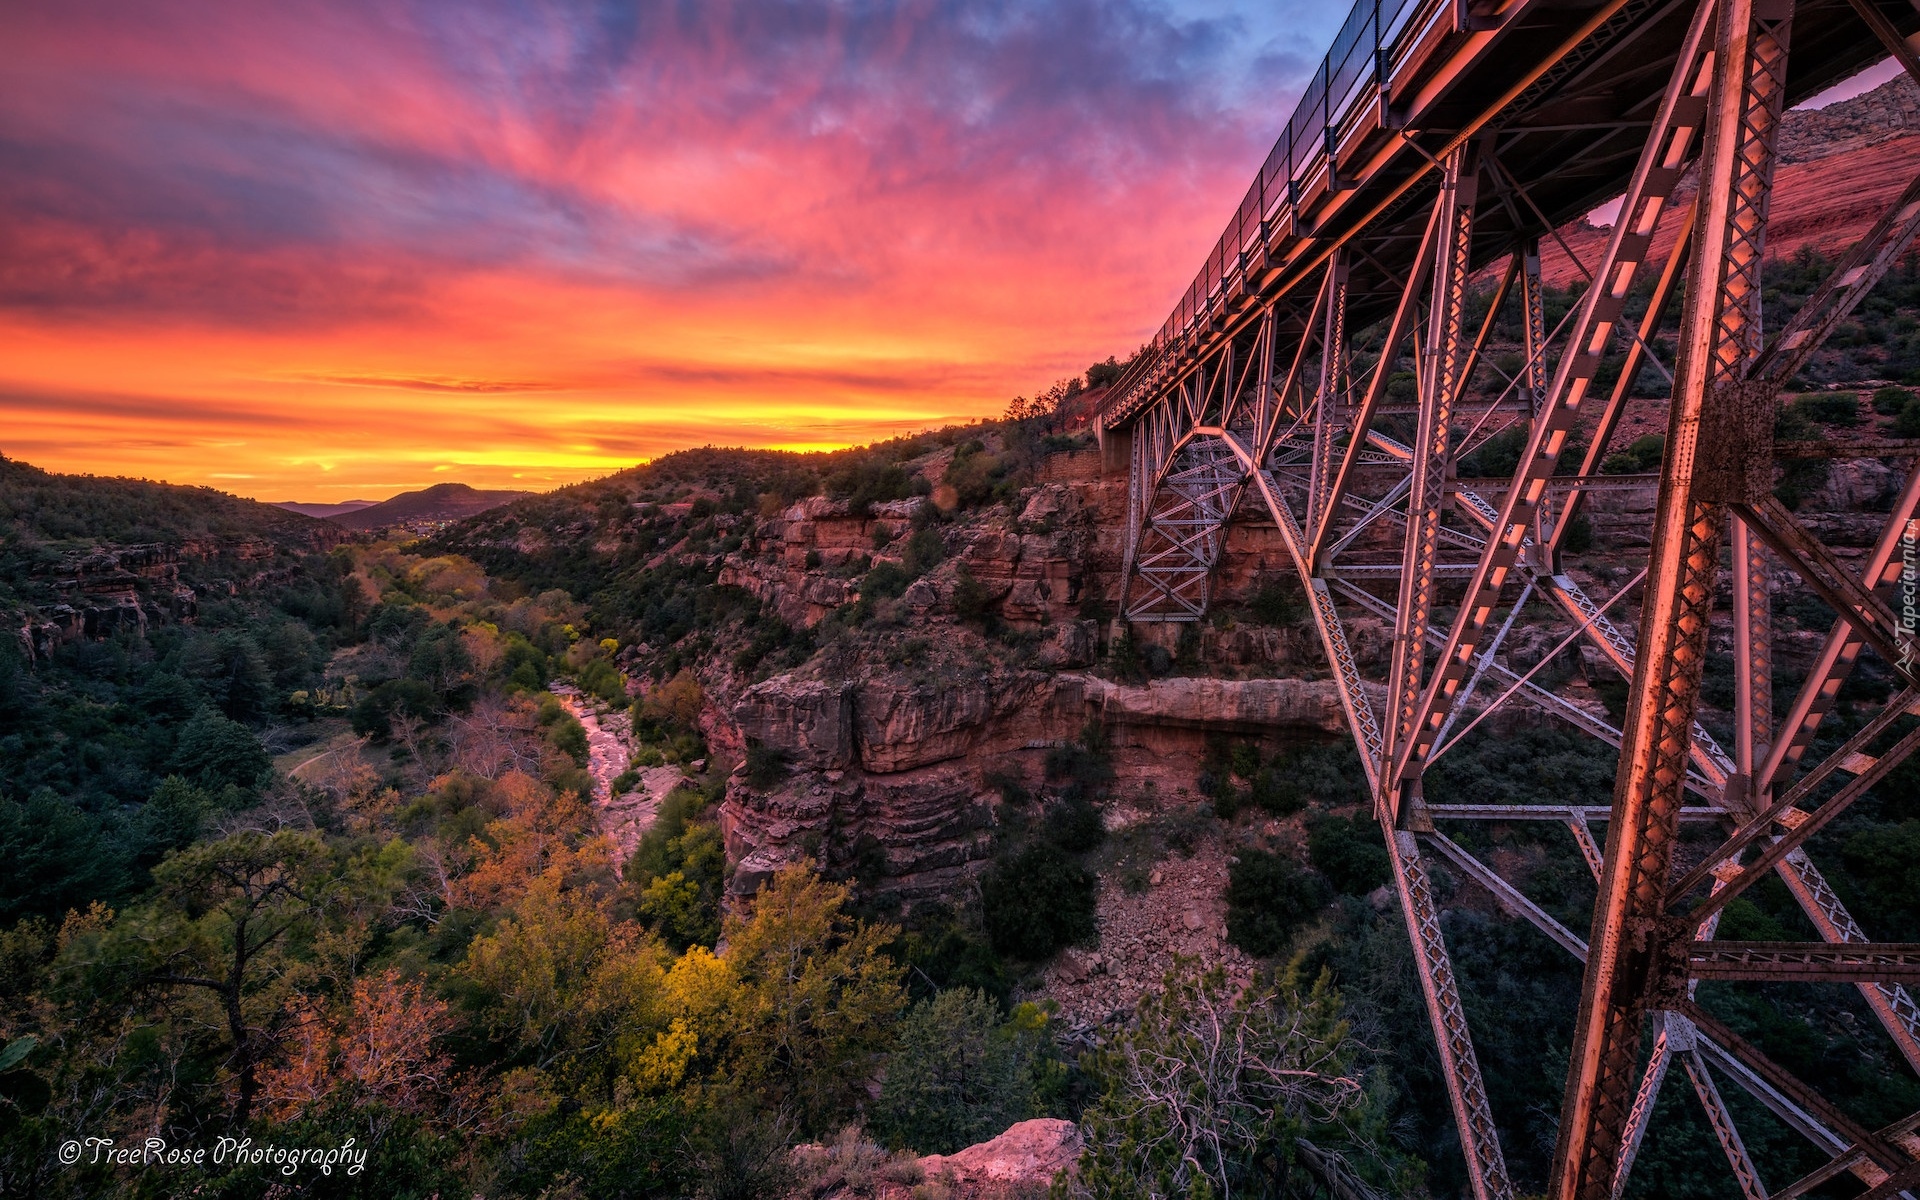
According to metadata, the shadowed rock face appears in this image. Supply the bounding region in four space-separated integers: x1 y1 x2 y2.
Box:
720 667 1346 898
735 677 856 769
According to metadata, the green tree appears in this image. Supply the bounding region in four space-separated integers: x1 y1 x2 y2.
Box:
634 821 727 950
874 989 1055 1154
0 790 127 921
76 831 331 1127
168 708 271 791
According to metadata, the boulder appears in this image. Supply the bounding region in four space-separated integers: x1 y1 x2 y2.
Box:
917 1119 1081 1189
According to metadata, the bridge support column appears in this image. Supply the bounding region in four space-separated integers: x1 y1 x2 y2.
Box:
1551 0 1795 1195
1096 422 1132 478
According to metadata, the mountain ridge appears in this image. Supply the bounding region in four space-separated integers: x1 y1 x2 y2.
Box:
328 481 533 531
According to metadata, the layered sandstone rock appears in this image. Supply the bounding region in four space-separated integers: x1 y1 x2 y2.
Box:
720 668 1348 896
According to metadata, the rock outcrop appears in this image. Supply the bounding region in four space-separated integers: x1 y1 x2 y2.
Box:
916 1119 1081 1191
720 668 1347 897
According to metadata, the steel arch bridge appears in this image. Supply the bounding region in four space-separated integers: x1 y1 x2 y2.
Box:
1099 0 1920 1196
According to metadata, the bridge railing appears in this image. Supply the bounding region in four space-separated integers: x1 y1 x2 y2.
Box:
1102 0 1440 426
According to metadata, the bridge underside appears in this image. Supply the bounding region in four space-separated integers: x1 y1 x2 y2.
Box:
1106 1 1920 1197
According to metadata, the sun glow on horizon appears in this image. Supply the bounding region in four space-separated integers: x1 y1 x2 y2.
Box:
0 0 1341 501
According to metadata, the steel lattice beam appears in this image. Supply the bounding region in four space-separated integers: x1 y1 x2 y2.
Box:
1100 0 1920 1195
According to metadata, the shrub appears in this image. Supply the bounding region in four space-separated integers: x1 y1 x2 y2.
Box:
1070 963 1412 1198
1043 724 1113 795
1225 851 1329 957
1793 391 1861 427
860 560 914 603
547 712 588 767
951 565 997 624
1456 425 1528 478
1041 797 1105 854
943 441 1013 509
1141 643 1173 676
873 989 1054 1155
1247 766 1306 815
1306 812 1392 895
1247 574 1307 626
1600 433 1664 474
1873 384 1915 414
1897 395 1920 438
825 457 913 515
744 742 789 788
902 527 945 576
981 843 1097 960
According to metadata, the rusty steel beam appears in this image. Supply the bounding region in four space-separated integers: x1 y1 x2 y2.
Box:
1385 140 1480 807
1550 2 1792 1195
1687 942 1920 984
1733 494 1920 681
1309 202 1444 567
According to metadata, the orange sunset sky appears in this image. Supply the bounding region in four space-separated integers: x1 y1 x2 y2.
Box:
0 1 1352 501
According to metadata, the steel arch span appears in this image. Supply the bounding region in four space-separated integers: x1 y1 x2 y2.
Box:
1100 0 1920 1196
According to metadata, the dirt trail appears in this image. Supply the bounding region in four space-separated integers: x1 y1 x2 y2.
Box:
550 685 684 872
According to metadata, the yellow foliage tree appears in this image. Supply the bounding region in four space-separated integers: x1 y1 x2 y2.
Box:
719 866 905 1132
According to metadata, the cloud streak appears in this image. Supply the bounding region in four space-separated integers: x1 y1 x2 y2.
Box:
0 0 1336 497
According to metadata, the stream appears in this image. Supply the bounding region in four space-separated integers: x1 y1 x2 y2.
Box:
549 684 685 873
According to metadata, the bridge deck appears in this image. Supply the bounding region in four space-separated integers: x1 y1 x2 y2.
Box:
1098 0 1908 431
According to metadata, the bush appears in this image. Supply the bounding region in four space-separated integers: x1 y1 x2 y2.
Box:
1793 391 1861 427
1225 851 1329 957
1601 433 1664 475
1043 724 1113 795
951 564 997 624
1306 812 1392 895
1246 766 1306 815
1897 396 1920 438
744 742 789 788
1456 425 1528 479
547 712 588 767
981 843 1097 960
872 989 1054 1154
1071 963 1412 1197
1873 385 1916 414
901 527 945 576
1247 575 1307 626
825 457 913 515
1041 797 1105 853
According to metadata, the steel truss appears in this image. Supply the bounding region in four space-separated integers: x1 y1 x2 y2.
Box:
1100 0 1920 1195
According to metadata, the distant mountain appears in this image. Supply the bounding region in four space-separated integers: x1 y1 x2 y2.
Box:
274 499 380 520
330 482 532 531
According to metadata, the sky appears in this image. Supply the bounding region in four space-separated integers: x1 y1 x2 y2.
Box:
0 0 1342 501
